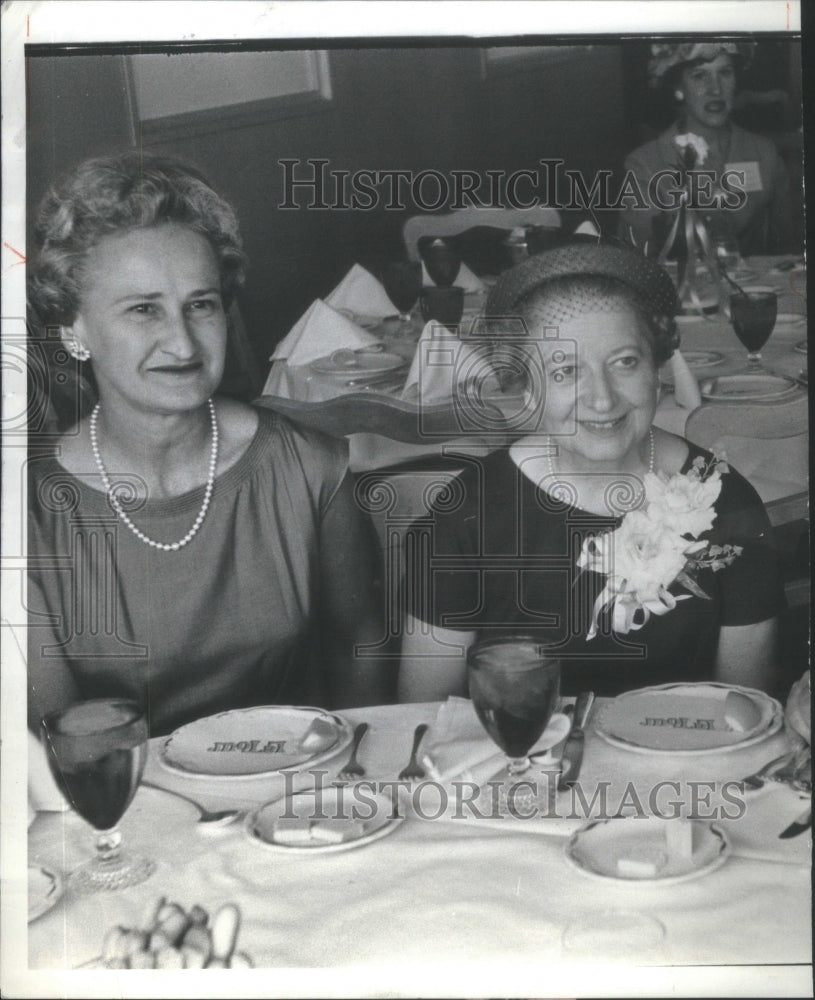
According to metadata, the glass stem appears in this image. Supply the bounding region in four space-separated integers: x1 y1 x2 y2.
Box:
747 351 762 371
507 756 531 776
95 827 123 865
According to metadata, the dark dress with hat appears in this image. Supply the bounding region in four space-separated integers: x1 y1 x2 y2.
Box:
404 443 785 697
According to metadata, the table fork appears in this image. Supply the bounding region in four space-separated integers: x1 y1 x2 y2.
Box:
336 723 369 782
399 724 429 781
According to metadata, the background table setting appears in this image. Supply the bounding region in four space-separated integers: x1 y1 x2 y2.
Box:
27 673 811 983
256 251 808 506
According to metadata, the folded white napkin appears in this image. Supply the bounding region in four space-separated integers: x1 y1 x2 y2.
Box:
270 299 380 368
421 260 485 294
29 729 69 821
421 696 571 786
400 322 495 404
325 263 397 319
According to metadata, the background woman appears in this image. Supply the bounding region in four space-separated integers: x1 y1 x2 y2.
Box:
27 153 390 735
619 41 793 256
399 243 784 701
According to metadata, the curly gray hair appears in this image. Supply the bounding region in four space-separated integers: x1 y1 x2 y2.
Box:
28 152 247 326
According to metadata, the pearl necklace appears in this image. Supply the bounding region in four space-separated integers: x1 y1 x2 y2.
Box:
89 399 219 551
545 427 655 508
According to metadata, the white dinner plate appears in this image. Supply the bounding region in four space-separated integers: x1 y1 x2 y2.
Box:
246 786 402 854
775 313 807 330
28 865 63 923
699 374 799 403
311 349 407 380
565 817 730 885
593 683 782 755
159 706 353 780
334 309 385 330
680 350 725 369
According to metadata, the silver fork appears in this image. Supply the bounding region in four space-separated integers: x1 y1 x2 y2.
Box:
399 724 429 781
336 723 369 782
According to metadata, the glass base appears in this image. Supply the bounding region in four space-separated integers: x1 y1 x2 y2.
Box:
69 853 155 893
474 764 559 819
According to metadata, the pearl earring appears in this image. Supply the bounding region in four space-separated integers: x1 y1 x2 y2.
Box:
675 90 684 101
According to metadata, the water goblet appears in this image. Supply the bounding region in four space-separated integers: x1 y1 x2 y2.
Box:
41 698 155 892
421 239 461 288
381 261 422 327
420 285 464 328
729 291 777 372
467 635 561 814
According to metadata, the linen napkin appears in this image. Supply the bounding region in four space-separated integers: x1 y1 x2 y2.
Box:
270 299 380 368
421 696 571 787
421 260 485 294
325 263 397 318
400 322 495 404
29 729 70 821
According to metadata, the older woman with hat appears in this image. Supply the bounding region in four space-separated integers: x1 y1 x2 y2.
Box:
27 152 390 735
619 42 792 256
398 242 784 700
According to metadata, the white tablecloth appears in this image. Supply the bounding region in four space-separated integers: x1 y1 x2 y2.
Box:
26 700 811 993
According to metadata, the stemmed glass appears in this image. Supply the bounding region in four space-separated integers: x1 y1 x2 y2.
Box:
41 698 155 892
729 291 778 372
467 636 561 811
421 239 461 287
381 261 422 328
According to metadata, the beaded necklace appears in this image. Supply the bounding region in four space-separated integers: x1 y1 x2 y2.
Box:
89 399 218 551
545 427 655 508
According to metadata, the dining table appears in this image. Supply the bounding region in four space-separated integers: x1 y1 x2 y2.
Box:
25 694 812 997
256 255 808 509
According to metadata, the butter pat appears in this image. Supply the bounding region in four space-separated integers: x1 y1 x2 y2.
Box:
665 819 694 859
299 718 337 753
310 819 365 844
615 845 667 878
271 817 313 845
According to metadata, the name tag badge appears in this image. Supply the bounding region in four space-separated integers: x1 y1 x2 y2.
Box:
725 160 763 193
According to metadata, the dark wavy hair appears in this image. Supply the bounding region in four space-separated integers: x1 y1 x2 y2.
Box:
28 152 248 326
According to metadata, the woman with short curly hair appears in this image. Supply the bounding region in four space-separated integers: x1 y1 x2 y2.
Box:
27 152 389 734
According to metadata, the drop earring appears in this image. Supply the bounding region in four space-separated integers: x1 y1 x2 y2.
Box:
65 335 91 362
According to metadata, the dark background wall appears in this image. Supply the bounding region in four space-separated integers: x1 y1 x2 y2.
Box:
27 41 803 397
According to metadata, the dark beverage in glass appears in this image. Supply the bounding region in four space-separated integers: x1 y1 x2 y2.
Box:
421 239 461 287
420 285 464 327
41 698 155 892
467 636 561 774
381 261 422 323
729 291 777 371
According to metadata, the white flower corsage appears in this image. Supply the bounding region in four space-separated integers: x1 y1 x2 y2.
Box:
674 132 709 168
577 454 742 639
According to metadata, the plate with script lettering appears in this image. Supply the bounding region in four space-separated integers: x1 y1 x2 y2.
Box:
159 706 353 779
593 683 782 754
